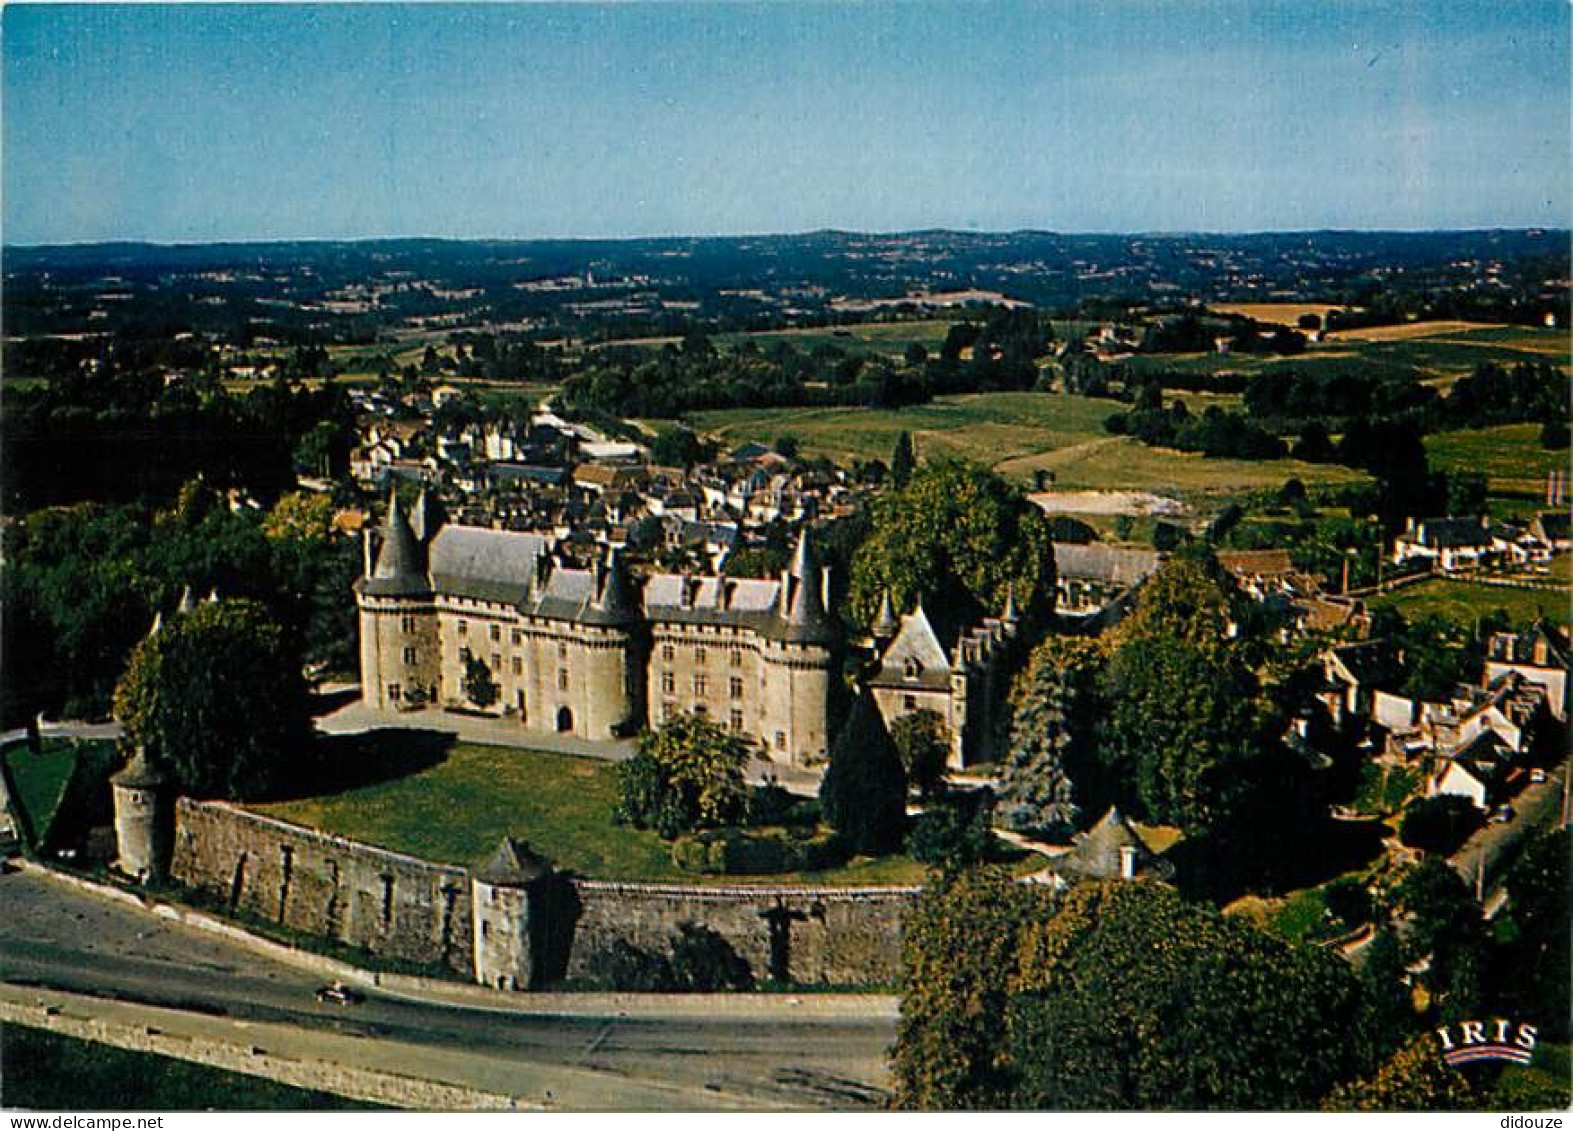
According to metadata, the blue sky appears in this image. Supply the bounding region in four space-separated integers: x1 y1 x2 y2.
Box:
3 2 1568 244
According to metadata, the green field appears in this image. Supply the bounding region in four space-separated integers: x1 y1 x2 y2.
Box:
259 741 931 886
2 739 84 848
691 391 1368 500
0 1024 381 1111
1371 578 1568 629
1425 424 1568 496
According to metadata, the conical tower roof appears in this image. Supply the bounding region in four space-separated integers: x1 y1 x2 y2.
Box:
410 488 446 544
1058 806 1168 881
176 586 196 615
361 491 430 596
582 546 640 626
112 746 168 790
474 837 550 887
781 569 836 646
1002 583 1019 623
871 589 899 640
788 526 816 579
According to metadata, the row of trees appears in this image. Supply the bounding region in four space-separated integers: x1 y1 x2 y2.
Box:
893 827 1570 1112
3 352 357 511
2 481 357 725
995 551 1321 889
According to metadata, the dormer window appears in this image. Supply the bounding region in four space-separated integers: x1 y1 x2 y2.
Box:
903 658 923 681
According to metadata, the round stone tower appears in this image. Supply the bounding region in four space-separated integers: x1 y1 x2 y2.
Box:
574 548 645 738
470 837 553 991
759 528 841 765
111 745 171 883
355 490 437 711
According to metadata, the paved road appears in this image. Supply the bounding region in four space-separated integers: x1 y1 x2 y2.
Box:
0 869 894 1110
1451 755 1569 896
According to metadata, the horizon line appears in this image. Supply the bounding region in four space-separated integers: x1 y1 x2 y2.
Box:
7 223 1568 253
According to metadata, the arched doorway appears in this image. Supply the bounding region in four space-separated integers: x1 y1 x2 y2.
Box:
556 706 574 733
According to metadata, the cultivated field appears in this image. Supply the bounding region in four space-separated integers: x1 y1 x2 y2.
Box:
1209 302 1347 326
1371 577 1568 629
691 391 1368 502
1424 424 1568 497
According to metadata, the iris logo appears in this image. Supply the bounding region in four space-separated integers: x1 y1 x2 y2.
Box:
1435 1018 1537 1067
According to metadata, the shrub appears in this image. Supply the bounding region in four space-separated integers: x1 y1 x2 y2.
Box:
1398 795 1481 856
1323 876 1374 928
907 790 995 872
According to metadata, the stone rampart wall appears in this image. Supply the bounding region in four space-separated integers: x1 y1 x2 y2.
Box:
170 799 916 986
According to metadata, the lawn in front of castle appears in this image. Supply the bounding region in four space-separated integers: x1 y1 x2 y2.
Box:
256 737 933 886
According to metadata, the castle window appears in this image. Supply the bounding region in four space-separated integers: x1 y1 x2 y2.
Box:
457 620 468 637
730 677 743 699
490 624 501 643
402 614 418 632
729 708 743 733
730 647 743 667
387 683 401 703
403 646 417 665
661 671 675 695
662 643 675 663
775 731 786 751
693 674 708 697
662 700 676 721
558 669 569 691
904 695 918 713
558 641 568 660
511 629 522 646
695 647 707 667
491 653 501 671
903 658 923 681
512 656 522 677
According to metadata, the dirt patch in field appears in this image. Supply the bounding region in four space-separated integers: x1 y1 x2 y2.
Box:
1029 490 1187 517
1328 320 1504 342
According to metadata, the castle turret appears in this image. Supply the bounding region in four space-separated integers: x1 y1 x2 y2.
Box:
758 528 840 765
111 746 171 883
410 488 447 545
781 529 836 646
576 548 644 737
355 491 436 711
470 837 553 991
871 589 899 646
362 491 428 596
176 586 196 615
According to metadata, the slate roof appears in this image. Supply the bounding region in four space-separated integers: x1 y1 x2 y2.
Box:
111 747 167 790
1052 543 1162 586
429 526 553 605
358 494 431 597
643 574 781 631
474 837 551 886
1053 807 1172 882
868 603 955 690
1405 516 1491 549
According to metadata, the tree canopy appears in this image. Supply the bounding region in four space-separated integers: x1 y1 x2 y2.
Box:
997 636 1107 839
819 693 908 856
888 708 949 801
613 712 750 839
1101 553 1278 836
846 459 1054 630
894 874 1384 1111
112 598 313 800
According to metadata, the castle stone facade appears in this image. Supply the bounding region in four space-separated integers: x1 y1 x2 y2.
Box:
866 593 1019 767
355 492 840 765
